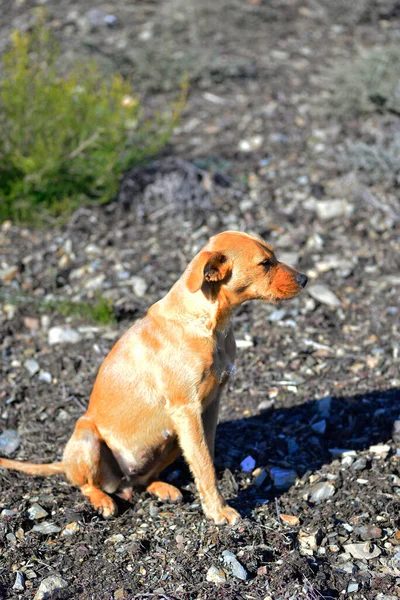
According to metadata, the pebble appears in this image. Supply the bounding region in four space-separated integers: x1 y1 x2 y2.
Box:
309 481 335 502
1 508 18 517
341 455 354 467
48 326 81 345
206 565 227 584
61 521 80 536
270 467 297 489
369 443 391 458
317 396 331 417
38 370 52 383
341 562 356 574
253 468 268 487
351 456 367 471
85 274 106 290
24 359 40 376
392 420 400 444
238 135 264 152
311 419 326 435
33 575 68 600
105 533 125 544
23 316 40 330
0 265 19 281
222 550 248 580
236 338 254 349
257 399 275 411
280 514 300 526
131 276 148 297
298 529 322 555
343 542 381 560
114 588 129 600
32 522 61 535
27 503 48 520
13 572 25 592
315 199 351 220
240 455 256 472
0 429 20 456
328 448 354 458
307 284 341 307
268 308 287 322
356 525 382 541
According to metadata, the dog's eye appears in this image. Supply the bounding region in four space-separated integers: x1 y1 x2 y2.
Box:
259 259 271 268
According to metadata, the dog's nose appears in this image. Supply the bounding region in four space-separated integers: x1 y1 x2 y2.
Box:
296 273 308 288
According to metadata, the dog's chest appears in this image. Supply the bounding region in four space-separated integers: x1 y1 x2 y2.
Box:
212 332 236 385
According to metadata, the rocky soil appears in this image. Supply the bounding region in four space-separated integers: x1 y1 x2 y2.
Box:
1 0 400 599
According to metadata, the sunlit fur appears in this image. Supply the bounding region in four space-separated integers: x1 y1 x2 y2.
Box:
0 231 307 525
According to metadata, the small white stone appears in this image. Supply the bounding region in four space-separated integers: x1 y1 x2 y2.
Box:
33 575 68 600
24 359 40 377
131 276 148 298
27 503 48 520
0 430 20 456
309 481 335 502
32 522 61 535
236 339 254 349
307 284 341 307
222 550 248 580
105 533 125 544
13 572 25 592
38 370 52 383
343 542 381 560
316 199 352 221
206 566 227 584
85 274 106 290
48 327 81 345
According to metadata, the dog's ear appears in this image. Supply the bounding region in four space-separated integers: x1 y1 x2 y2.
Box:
186 251 232 293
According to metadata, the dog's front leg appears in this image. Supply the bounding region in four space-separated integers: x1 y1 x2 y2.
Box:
171 405 240 525
202 395 220 461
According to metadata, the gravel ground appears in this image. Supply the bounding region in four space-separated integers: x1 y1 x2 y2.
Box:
1 1 400 599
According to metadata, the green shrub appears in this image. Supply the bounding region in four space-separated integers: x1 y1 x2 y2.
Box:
0 20 184 222
330 46 400 117
0 290 116 325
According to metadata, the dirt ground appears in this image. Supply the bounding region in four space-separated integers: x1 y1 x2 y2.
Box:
1 0 400 598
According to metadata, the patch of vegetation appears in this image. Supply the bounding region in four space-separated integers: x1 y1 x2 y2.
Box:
0 16 185 223
1 291 116 325
345 132 400 187
49 295 116 325
330 45 400 117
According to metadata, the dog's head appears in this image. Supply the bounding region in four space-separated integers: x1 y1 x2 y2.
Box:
186 231 307 306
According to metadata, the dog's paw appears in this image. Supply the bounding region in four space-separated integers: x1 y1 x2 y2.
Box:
146 481 183 503
93 494 117 518
208 504 241 526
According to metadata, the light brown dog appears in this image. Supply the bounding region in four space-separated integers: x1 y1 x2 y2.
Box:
0 231 307 525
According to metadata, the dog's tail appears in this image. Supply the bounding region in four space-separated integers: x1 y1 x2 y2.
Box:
0 457 64 476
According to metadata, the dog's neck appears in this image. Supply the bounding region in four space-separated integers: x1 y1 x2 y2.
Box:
153 280 233 336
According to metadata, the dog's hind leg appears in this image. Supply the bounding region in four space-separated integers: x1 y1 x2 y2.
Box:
63 416 121 517
137 443 183 503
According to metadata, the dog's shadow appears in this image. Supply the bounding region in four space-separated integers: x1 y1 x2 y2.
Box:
207 386 400 513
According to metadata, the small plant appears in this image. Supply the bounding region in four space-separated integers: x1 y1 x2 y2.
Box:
51 295 116 325
0 290 116 325
346 134 400 187
329 45 400 117
0 17 185 222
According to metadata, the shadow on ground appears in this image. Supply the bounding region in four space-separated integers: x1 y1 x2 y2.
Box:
212 387 400 515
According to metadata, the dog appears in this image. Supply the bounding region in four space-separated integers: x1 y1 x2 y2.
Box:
0 231 307 525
